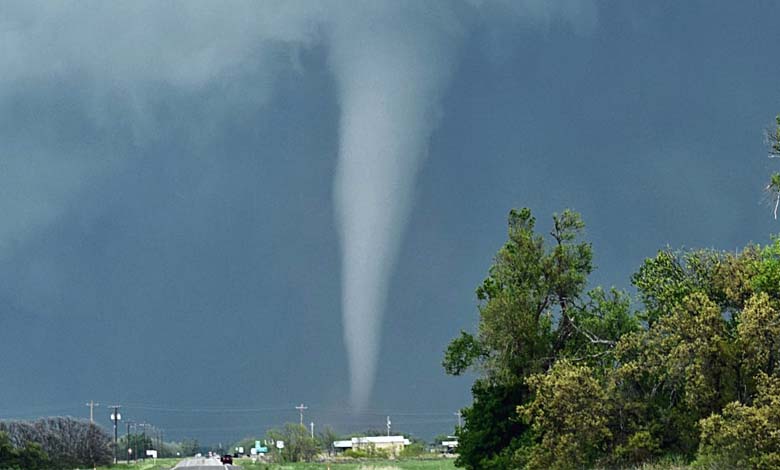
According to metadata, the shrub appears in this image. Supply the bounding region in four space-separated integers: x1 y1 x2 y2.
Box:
399 442 425 458
0 432 53 470
343 446 389 459
696 373 780 469
519 360 611 470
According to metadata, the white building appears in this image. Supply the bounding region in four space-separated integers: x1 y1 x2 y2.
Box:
333 436 411 456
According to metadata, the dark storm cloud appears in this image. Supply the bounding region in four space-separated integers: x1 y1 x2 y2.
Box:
0 0 595 410
1 0 779 442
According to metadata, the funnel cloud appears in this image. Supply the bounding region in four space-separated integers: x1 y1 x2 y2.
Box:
329 3 462 409
327 1 595 408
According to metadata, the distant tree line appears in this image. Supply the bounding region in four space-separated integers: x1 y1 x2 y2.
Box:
116 433 195 460
442 116 780 470
231 423 333 463
230 423 436 463
0 417 111 469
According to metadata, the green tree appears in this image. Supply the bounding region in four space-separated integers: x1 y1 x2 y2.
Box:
118 433 153 461
444 208 601 469
558 286 638 367
738 292 780 382
618 259 741 456
444 203 780 468
14 442 50 470
0 417 111 468
631 249 725 325
454 380 530 469
266 423 319 462
613 245 780 458
518 360 611 470
400 441 426 457
0 432 52 470
752 237 780 300
0 431 16 469
180 438 200 456
316 426 340 455
697 373 780 469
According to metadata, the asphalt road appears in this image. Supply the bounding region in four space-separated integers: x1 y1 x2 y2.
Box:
173 456 240 469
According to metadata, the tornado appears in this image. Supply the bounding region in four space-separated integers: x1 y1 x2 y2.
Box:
328 3 461 409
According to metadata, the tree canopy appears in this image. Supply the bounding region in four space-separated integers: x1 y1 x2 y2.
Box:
445 209 780 469
443 115 780 469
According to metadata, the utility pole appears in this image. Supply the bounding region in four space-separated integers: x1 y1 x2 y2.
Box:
310 422 314 439
139 423 147 462
386 416 391 436
133 423 138 463
110 405 122 464
126 421 133 464
454 410 462 429
295 403 308 426
85 401 99 423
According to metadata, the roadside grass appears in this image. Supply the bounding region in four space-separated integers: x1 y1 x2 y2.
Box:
235 458 458 470
88 455 693 470
93 458 182 470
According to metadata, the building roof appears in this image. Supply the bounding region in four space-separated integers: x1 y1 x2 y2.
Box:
333 436 411 448
354 436 409 444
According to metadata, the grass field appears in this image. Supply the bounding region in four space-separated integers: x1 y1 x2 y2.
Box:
235 458 458 470
94 458 182 470
90 457 456 470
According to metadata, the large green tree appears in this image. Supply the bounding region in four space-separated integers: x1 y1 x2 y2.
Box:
443 208 627 469
444 210 780 469
444 208 595 380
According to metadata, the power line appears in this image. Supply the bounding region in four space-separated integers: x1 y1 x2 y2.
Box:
109 401 458 417
120 403 296 413
0 404 82 416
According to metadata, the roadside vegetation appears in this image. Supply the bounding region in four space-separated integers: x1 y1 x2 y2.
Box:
442 116 780 469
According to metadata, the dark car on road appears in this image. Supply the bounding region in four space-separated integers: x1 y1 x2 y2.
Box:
221 454 233 464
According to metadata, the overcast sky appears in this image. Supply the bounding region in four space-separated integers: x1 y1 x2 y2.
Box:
1 0 779 443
